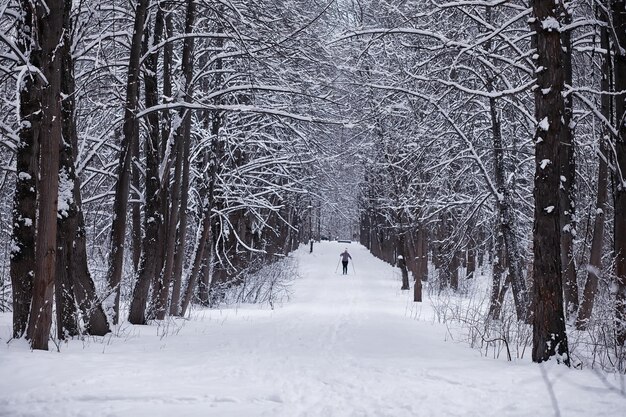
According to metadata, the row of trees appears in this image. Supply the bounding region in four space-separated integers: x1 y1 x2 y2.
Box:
0 0 341 350
2 0 624 367
349 0 625 365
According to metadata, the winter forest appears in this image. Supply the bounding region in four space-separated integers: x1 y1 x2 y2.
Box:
1 0 626 415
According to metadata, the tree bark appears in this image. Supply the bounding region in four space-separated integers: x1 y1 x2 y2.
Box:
489 233 506 320
169 80 195 315
466 246 476 280
576 22 611 330
435 213 449 291
558 4 578 320
611 0 626 346
413 227 426 302
55 4 81 339
198 236 214 306
131 127 142 274
105 0 150 324
530 0 570 364
181 106 226 315
26 0 65 350
58 34 110 336
489 95 528 321
151 0 196 320
129 6 166 325
450 251 460 291
398 234 410 290
10 0 39 339
52 0 110 339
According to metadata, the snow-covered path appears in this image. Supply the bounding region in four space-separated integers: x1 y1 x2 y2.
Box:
1 242 625 417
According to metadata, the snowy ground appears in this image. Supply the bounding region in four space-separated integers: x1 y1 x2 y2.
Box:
1 241 625 417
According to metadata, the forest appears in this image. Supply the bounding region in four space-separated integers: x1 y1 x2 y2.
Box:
0 0 625 386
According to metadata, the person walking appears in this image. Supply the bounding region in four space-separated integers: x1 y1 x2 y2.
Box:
340 249 352 275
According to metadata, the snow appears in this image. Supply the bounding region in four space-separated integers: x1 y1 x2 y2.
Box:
538 117 549 131
1 242 625 417
542 17 560 31
540 159 551 169
585 264 602 278
57 167 74 219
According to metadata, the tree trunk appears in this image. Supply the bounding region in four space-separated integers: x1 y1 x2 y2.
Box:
192 113 214 307
466 246 476 280
168 122 191 317
26 0 65 350
576 22 611 330
55 6 81 339
181 207 212 315
10 0 39 339
154 7 174 304
489 95 528 321
69 206 111 337
131 128 142 274
418 227 428 282
489 233 506 320
198 238 214 306
406 231 418 280
148 97 184 322
530 0 570 364
414 227 426 302
558 5 578 320
105 0 150 324
182 104 226 315
169 83 195 315
450 251 460 291
52 0 110 339
59 43 110 336
151 0 196 320
130 6 165 325
611 0 626 346
398 234 410 290
435 213 449 291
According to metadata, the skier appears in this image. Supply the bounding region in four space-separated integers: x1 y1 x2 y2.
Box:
340 249 352 275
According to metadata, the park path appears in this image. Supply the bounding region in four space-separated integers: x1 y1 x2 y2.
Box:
0 241 624 417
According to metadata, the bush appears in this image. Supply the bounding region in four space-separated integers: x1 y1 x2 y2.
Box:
207 255 298 309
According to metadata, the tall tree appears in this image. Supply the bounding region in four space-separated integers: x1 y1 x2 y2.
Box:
147 0 197 322
25 0 66 350
530 0 570 364
10 0 39 339
558 1 578 320
105 0 151 324
610 0 626 346
576 14 611 330
131 3 166 326
55 0 110 338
